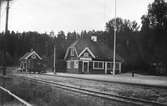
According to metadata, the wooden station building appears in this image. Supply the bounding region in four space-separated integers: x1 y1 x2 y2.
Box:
64 37 123 74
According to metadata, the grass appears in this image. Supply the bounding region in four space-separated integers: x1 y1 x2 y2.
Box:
0 76 131 106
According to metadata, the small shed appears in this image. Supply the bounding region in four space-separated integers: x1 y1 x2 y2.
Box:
19 49 42 72
64 38 123 74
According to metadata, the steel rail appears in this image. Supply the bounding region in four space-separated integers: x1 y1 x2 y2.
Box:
0 86 32 106
18 75 167 106
42 73 167 89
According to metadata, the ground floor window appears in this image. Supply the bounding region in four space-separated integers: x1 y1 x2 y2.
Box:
67 61 71 69
67 60 77 69
93 61 104 69
107 62 120 70
74 60 78 69
107 62 113 70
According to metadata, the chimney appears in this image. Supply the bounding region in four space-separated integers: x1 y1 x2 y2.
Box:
91 36 97 42
50 31 54 36
30 49 34 52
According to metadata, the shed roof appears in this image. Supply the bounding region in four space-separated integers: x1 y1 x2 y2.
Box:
19 50 42 61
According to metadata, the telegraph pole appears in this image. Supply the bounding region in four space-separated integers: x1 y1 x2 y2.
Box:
53 44 56 73
5 0 9 33
2 0 10 75
0 1 2 31
0 0 5 31
112 0 117 75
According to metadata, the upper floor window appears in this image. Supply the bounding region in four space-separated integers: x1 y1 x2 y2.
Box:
70 48 75 56
83 52 89 57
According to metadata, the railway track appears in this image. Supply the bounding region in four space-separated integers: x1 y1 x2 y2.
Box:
42 73 167 89
0 75 32 106
17 75 167 106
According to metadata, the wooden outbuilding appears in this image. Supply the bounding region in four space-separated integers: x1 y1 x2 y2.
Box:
19 49 42 72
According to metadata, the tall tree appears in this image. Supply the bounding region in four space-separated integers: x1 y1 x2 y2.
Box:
141 0 167 65
105 18 142 71
106 18 139 33
141 0 167 33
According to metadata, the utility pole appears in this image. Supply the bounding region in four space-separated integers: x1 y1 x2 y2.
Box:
5 0 9 33
0 1 2 31
0 0 5 31
2 0 10 76
53 42 56 73
112 0 117 75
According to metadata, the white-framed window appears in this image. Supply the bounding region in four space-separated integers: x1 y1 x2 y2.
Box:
31 54 36 59
70 48 75 56
107 62 120 70
83 52 89 57
107 62 113 70
93 61 104 69
67 61 71 69
74 60 78 69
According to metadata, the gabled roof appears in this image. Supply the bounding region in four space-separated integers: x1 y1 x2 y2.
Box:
65 39 123 61
19 50 42 61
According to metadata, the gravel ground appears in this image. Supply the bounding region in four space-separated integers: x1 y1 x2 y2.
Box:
16 73 167 105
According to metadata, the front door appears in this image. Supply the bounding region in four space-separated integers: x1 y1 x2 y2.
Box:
82 61 89 73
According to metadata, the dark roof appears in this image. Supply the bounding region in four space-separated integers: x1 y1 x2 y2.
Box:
19 50 42 61
19 52 32 61
69 39 123 61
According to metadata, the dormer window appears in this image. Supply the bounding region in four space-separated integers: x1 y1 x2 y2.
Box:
70 48 75 56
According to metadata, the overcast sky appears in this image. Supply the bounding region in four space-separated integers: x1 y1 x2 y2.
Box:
0 0 154 33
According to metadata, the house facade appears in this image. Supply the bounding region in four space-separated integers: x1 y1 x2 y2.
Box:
19 49 42 72
64 38 123 74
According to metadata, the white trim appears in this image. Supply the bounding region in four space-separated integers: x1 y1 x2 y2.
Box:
25 51 42 60
106 62 112 70
66 60 71 69
64 48 70 59
107 62 122 74
79 47 95 58
74 60 79 69
82 61 89 73
70 48 75 56
105 62 107 74
64 47 78 60
93 61 104 69
87 61 89 73
80 57 92 61
119 62 122 73
75 48 79 57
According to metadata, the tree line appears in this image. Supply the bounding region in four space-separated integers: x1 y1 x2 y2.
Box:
0 0 167 74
